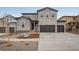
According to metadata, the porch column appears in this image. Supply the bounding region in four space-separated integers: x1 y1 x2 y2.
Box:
6 27 8 33
55 25 57 32
64 24 66 32
38 22 40 32
34 22 35 31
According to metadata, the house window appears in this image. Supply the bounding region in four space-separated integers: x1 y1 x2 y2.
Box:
7 19 9 21
52 14 54 17
22 22 24 28
22 24 24 28
76 22 79 29
40 13 43 18
77 22 79 26
73 17 75 20
46 15 48 17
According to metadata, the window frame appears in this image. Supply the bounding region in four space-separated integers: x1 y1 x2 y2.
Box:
52 13 54 17
22 22 25 28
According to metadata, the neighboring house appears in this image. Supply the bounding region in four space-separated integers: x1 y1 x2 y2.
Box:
0 15 32 33
0 20 8 33
57 20 66 32
74 15 79 29
57 16 79 32
0 15 17 33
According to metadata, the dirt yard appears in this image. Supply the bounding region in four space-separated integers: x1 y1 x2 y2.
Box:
0 40 38 51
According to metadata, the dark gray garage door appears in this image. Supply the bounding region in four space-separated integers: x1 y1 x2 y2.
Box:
40 25 55 32
57 25 64 32
0 27 5 33
9 27 15 33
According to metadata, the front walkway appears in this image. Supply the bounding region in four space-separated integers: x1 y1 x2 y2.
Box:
38 32 79 51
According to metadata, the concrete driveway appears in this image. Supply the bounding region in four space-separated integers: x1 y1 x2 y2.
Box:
38 32 79 51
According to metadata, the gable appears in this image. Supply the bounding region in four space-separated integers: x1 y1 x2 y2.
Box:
16 16 31 22
2 15 17 22
21 13 38 20
37 7 58 13
16 16 32 24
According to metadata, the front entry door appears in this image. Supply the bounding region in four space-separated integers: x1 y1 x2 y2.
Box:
9 27 15 33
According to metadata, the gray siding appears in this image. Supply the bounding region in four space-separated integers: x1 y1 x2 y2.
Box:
16 18 31 32
22 14 38 20
38 8 57 25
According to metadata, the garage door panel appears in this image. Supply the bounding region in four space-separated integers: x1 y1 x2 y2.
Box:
9 27 15 33
40 25 55 32
57 25 64 32
0 27 5 33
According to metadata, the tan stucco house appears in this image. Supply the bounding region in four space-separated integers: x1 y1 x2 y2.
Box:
57 16 75 32
58 16 79 32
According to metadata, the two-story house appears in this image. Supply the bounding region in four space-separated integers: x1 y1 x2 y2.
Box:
0 7 66 33
0 15 17 33
22 7 58 32
57 16 79 31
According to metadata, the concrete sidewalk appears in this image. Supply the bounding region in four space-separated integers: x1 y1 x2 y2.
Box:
38 33 79 51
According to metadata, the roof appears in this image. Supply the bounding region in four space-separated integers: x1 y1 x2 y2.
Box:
21 13 37 15
57 16 75 22
57 20 66 22
21 7 58 15
58 16 75 20
37 7 58 12
75 15 79 18
15 16 32 21
0 14 15 20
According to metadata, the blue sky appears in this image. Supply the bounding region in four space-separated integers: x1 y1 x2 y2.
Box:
0 7 79 19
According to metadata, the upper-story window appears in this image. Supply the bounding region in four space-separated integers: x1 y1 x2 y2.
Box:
22 22 24 28
41 14 43 18
7 19 9 21
46 12 49 17
22 24 24 28
52 13 54 17
46 15 48 17
73 17 75 20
